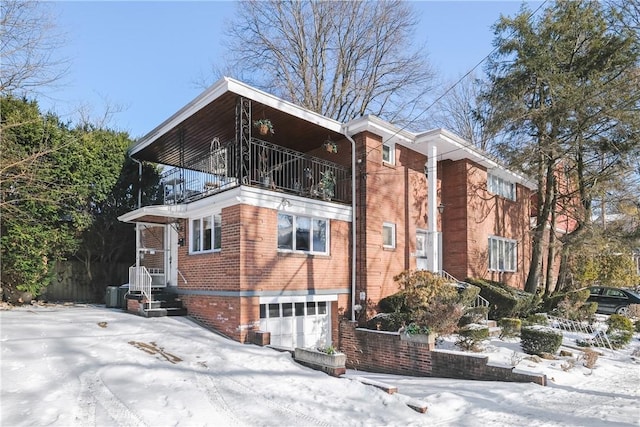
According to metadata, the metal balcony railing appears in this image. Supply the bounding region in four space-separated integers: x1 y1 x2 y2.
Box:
161 138 351 205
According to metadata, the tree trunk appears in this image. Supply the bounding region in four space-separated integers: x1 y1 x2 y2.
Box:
525 156 556 294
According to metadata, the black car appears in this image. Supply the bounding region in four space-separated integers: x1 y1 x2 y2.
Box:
587 286 640 315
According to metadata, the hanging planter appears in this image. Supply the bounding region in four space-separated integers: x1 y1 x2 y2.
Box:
323 139 338 153
254 119 274 136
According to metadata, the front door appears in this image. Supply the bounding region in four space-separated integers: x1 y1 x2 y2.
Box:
416 230 428 270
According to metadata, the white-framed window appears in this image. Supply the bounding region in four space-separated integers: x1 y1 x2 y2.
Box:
487 172 516 201
382 142 395 165
190 214 222 253
278 213 328 254
488 236 517 272
382 222 396 248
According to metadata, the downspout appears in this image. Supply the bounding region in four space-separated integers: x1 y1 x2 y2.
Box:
342 126 357 321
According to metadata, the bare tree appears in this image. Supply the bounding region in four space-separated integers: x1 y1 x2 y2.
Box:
429 73 498 153
0 0 68 95
223 0 434 124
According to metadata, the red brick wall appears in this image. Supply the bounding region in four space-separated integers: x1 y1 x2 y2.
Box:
339 320 546 385
441 159 532 289
177 203 351 342
355 133 430 313
339 320 433 376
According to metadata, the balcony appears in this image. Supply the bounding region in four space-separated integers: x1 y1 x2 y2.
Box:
161 138 351 205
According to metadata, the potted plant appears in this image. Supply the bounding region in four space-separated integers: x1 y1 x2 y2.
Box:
294 345 346 377
254 119 274 136
318 170 336 201
400 322 434 345
323 139 338 153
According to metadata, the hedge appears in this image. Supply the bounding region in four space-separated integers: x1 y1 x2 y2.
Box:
520 326 562 355
465 278 539 320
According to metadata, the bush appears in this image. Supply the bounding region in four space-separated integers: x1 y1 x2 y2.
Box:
498 318 522 339
459 306 489 326
607 314 634 349
520 326 563 356
364 312 408 332
458 283 481 307
521 313 548 327
607 314 634 332
465 278 540 319
456 324 489 351
543 288 593 321
635 319 640 333
378 292 407 314
376 270 466 335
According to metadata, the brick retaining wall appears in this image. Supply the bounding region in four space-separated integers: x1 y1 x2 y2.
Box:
339 320 546 385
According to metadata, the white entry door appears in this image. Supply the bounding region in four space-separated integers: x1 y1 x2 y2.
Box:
416 230 428 270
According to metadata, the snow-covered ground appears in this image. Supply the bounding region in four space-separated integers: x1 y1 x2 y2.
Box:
1 304 639 426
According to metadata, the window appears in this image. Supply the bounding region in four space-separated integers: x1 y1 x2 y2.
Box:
278 213 328 254
488 236 517 272
191 214 222 253
382 143 395 165
487 173 516 201
382 222 396 248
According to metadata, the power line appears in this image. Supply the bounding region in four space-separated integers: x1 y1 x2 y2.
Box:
361 0 549 161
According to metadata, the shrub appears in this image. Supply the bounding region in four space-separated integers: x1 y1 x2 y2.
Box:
458 283 481 307
607 314 634 332
544 288 593 321
520 326 563 356
607 314 634 349
365 312 408 332
549 288 598 320
465 278 540 319
378 292 407 313
456 324 489 351
635 319 640 333
459 306 489 326
378 270 465 335
498 317 522 339
521 313 548 327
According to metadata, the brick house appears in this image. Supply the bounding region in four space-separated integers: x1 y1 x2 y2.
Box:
119 77 535 349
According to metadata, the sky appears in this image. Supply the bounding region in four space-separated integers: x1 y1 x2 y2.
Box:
1 304 639 426
40 1 542 139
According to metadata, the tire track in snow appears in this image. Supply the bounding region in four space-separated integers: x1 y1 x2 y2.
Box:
192 365 248 426
194 364 331 427
77 371 147 427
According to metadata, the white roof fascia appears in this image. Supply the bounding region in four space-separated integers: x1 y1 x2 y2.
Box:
118 186 352 224
415 128 536 190
130 77 343 157
343 115 414 145
117 204 189 223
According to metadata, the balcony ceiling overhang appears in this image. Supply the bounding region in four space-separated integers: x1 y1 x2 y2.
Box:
130 77 345 167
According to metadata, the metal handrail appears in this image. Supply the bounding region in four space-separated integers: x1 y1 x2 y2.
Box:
160 138 351 204
129 266 152 302
440 270 489 322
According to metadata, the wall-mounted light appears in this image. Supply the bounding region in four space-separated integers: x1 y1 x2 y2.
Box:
438 203 445 214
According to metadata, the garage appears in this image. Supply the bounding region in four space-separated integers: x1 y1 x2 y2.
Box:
258 295 335 350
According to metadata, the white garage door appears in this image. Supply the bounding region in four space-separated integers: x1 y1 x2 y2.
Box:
259 299 331 350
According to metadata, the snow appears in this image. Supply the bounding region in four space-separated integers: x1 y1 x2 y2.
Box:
1 304 639 426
